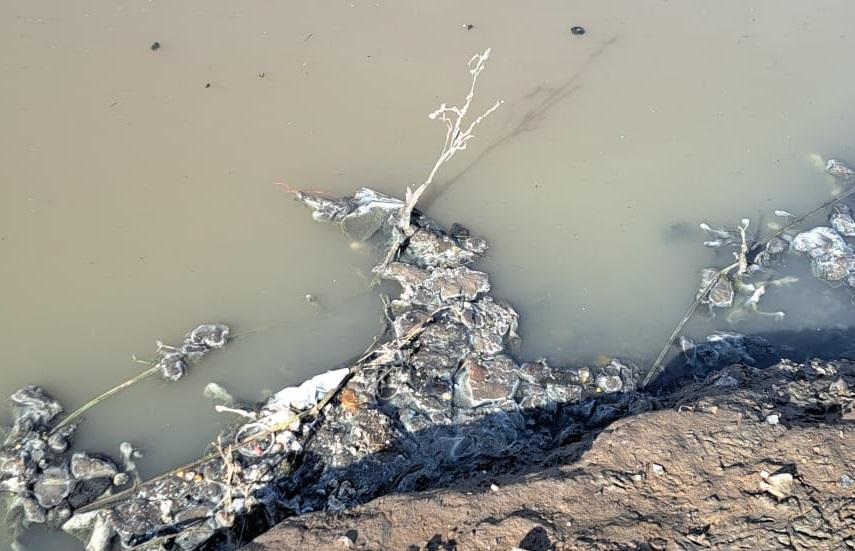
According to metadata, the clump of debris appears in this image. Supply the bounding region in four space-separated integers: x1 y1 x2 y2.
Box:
1 188 650 550
0 325 230 550
695 157 855 324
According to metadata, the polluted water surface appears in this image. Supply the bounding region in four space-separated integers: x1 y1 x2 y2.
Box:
2 1 855 548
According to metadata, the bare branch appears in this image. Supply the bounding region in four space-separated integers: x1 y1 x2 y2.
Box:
375 48 502 274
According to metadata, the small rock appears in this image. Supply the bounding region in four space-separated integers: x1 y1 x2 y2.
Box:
792 226 850 260
841 473 854 489
215 510 234 528
150 41 160 51
765 414 780 425
595 375 622 393
830 203 855 237
570 26 586 35
545 383 582 404
810 249 855 284
760 471 794 499
47 424 76 454
335 535 354 549
650 463 665 476
518 361 553 384
830 378 850 394
490 483 499 492
33 465 75 508
112 472 129 486
71 453 118 481
453 355 519 407
9 385 64 429
21 497 46 525
47 504 71 525
63 510 113 551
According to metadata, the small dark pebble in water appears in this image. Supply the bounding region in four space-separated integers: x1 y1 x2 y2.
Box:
205 83 211 88
150 41 160 51
258 72 266 79
570 26 586 36
464 24 474 31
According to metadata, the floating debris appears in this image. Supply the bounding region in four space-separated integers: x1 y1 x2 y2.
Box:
826 158 855 180
203 382 236 405
0 386 120 549
156 323 231 381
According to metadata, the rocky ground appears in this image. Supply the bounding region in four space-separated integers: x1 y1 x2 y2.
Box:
248 359 855 551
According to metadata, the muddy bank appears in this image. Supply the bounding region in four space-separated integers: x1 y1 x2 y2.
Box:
248 358 855 550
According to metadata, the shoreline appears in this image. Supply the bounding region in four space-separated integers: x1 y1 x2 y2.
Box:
4 176 855 550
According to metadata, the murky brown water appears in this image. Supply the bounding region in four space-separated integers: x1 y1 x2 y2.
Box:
3 1 855 548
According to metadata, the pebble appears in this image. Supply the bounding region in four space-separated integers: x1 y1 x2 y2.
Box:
760 471 794 499
595 375 623 394
830 378 849 394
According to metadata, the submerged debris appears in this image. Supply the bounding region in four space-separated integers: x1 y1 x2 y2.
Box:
694 158 855 321
0 386 119 548
826 158 855 180
0 324 230 550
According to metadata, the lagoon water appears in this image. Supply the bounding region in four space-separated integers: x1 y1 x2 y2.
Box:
2 1 855 547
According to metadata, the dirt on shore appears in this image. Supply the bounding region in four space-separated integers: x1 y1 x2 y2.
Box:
248 360 855 551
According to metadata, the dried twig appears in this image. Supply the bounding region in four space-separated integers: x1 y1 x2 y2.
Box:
50 364 160 436
735 219 750 278
377 48 502 273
